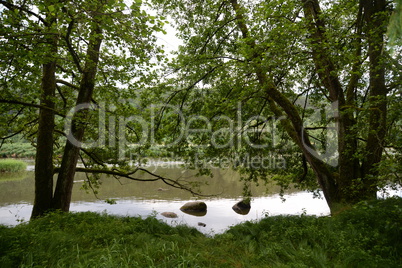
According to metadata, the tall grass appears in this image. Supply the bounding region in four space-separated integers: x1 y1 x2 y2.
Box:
0 197 401 267
0 159 27 173
219 197 402 267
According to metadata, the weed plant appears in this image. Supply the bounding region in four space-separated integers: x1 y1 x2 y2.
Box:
0 197 401 267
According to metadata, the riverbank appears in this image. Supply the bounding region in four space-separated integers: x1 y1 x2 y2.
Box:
1 197 400 267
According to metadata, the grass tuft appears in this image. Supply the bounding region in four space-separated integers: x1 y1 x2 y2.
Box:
0 159 27 173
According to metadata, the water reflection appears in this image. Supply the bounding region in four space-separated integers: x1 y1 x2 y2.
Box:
0 192 332 234
0 177 333 234
180 210 208 217
7 166 399 234
0 163 402 234
0 167 288 205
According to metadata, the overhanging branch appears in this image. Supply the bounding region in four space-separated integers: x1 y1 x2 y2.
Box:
53 166 214 197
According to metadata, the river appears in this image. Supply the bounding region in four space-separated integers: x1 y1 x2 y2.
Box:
0 162 329 234
1 164 397 235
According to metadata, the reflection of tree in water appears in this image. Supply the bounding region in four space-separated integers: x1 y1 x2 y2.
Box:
0 168 301 207
0 171 28 183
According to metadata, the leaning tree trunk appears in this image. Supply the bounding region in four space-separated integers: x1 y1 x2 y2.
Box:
31 10 58 219
230 0 343 212
52 20 103 212
230 0 390 213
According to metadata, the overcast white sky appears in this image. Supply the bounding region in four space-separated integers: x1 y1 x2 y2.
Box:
155 19 183 55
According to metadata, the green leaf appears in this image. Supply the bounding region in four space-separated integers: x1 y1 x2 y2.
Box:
48 5 55 12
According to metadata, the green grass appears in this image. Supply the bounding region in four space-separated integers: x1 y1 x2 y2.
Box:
0 197 401 268
0 159 27 173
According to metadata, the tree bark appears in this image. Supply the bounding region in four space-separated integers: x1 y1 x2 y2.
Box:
31 9 58 219
230 0 390 213
31 61 57 218
300 0 361 205
298 0 388 205
230 0 342 211
361 0 388 196
52 19 103 212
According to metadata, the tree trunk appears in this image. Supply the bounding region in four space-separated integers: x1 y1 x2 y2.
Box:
300 0 388 207
31 9 58 219
52 20 103 212
361 0 388 198
230 0 390 213
301 0 367 206
31 61 57 218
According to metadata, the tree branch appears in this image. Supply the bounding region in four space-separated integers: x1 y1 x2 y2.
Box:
56 79 79 90
64 19 83 73
230 0 339 206
155 65 222 133
346 3 364 106
0 129 24 141
0 0 47 25
0 99 65 117
53 166 214 197
301 0 345 104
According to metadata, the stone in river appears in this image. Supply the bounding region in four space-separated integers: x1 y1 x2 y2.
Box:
161 212 178 218
232 200 251 215
180 201 207 216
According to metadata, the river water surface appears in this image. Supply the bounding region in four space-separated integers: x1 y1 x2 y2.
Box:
0 163 402 234
2 164 396 235
12 161 402 235
0 167 402 235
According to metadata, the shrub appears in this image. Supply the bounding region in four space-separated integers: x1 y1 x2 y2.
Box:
0 142 35 158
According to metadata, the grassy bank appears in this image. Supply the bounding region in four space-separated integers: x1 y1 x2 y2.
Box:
0 159 27 173
0 198 401 267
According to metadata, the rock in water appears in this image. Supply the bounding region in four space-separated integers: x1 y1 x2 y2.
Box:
161 212 178 218
232 200 251 215
180 201 207 216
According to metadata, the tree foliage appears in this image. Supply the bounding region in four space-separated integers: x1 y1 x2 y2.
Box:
1 0 401 216
149 0 402 212
388 0 402 45
0 0 197 217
